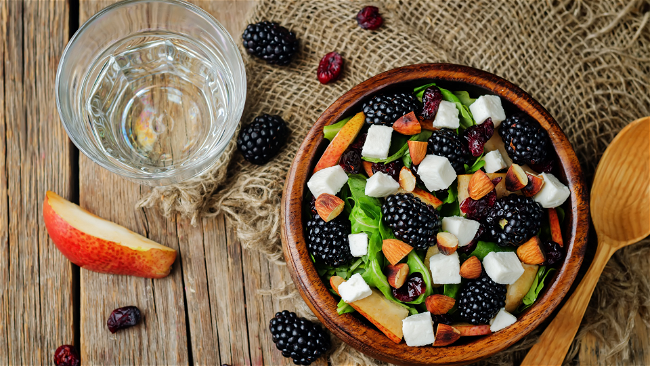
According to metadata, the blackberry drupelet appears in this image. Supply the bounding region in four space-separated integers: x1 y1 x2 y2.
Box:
499 114 552 166
485 195 544 247
269 311 330 365
242 21 298 65
305 216 353 267
237 114 288 165
362 92 420 126
427 129 471 174
457 275 507 325
382 194 441 250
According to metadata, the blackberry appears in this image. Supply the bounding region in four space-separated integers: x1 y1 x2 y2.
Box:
269 311 330 365
237 114 288 165
382 194 441 250
499 114 552 166
427 129 471 174
305 216 352 267
457 275 507 325
242 21 298 65
485 196 544 247
362 92 420 126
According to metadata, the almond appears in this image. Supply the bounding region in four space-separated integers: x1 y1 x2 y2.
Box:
468 170 495 200
459 256 482 279
547 208 564 247
363 161 374 177
418 116 439 131
407 141 427 166
399 167 416 192
432 324 461 347
505 164 529 191
521 173 545 197
516 236 546 265
314 193 345 222
386 263 410 289
425 294 456 315
392 112 421 135
411 187 443 208
436 232 458 255
382 239 413 265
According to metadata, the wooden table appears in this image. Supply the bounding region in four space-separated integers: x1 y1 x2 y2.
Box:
0 1 642 365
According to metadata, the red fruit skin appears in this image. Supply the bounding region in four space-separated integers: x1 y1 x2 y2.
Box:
356 6 383 30
317 52 343 84
421 86 443 120
107 306 142 333
392 272 426 302
54 345 80 366
464 119 495 157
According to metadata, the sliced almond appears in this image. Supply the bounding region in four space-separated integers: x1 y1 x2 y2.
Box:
460 256 482 279
425 294 456 315
386 263 410 289
548 208 564 247
505 164 528 191
432 324 461 347
436 232 459 255
382 239 413 265
363 161 374 177
407 141 428 166
516 236 546 265
468 170 495 200
521 173 545 197
393 112 421 135
315 193 345 222
411 187 443 208
399 167 416 192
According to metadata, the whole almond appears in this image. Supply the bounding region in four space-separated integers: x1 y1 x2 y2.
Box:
425 294 456 315
386 263 410 289
315 193 345 222
468 170 494 200
460 256 482 279
382 239 413 265
363 161 374 177
548 208 564 247
505 164 529 191
437 232 459 255
516 236 546 265
393 112 421 135
433 324 461 347
407 141 427 166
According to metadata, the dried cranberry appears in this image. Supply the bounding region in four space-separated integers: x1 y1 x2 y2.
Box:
339 150 362 174
317 52 344 84
348 133 367 152
529 159 554 173
460 189 497 221
54 345 80 366
464 119 495 157
491 177 503 185
392 272 426 302
107 306 141 334
356 6 383 30
421 86 443 120
371 160 403 181
542 241 564 266
431 314 454 326
457 225 484 255
309 195 318 215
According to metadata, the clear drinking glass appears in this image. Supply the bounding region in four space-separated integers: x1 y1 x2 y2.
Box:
56 0 246 186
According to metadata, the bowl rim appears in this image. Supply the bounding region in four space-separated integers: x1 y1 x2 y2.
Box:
281 63 589 366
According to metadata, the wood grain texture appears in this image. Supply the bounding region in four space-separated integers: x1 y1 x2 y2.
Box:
281 64 590 365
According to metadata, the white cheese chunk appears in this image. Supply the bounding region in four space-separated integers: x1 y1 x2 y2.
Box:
533 173 570 208
338 273 372 303
402 312 436 347
469 95 506 128
417 154 457 191
362 125 393 159
348 233 369 257
482 150 508 173
365 171 400 197
429 251 461 284
441 216 480 247
490 308 517 332
483 252 525 285
432 100 460 129
307 165 348 198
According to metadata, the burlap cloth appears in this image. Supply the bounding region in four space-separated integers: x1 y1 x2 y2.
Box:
137 1 650 364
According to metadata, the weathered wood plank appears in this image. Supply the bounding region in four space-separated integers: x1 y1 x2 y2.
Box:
0 0 9 362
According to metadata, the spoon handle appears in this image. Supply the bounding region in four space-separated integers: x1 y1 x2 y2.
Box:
521 239 615 366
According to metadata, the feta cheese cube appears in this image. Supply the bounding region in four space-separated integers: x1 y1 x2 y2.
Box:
483 252 525 285
482 150 508 173
429 251 461 284
348 233 369 257
362 125 392 159
490 308 517 332
307 165 348 198
441 216 480 247
338 273 372 303
417 155 457 191
469 95 506 128
432 100 460 129
365 171 400 197
402 312 436 347
533 173 570 208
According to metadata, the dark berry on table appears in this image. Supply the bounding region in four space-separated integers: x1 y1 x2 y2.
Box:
242 21 298 65
317 52 343 84
382 194 441 250
356 6 383 30
427 129 472 174
306 216 353 267
457 275 507 325
485 196 544 247
237 114 289 165
107 306 141 333
392 272 426 302
499 114 552 166
460 189 497 221
54 345 80 366
542 240 565 266
421 86 443 120
269 310 330 365
362 92 420 126
371 160 403 181
464 119 495 157
339 150 362 174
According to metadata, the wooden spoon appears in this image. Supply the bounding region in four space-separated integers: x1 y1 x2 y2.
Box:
521 117 650 366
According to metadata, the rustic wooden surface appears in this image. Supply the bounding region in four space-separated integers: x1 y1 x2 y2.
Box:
0 1 645 365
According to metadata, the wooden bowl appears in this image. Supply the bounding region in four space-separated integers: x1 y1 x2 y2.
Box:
281 64 589 365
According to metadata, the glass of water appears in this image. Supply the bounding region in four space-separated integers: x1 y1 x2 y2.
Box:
56 0 246 186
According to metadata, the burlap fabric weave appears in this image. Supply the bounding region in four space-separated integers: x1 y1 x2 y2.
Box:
137 1 650 364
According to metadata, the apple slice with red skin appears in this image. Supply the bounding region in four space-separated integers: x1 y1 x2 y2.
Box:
314 112 366 173
452 323 492 336
43 191 177 278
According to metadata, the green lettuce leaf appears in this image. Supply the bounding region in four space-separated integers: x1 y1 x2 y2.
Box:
337 299 356 315
453 91 476 107
444 283 462 299
323 116 352 141
516 266 556 313
465 241 515 261
464 153 486 174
